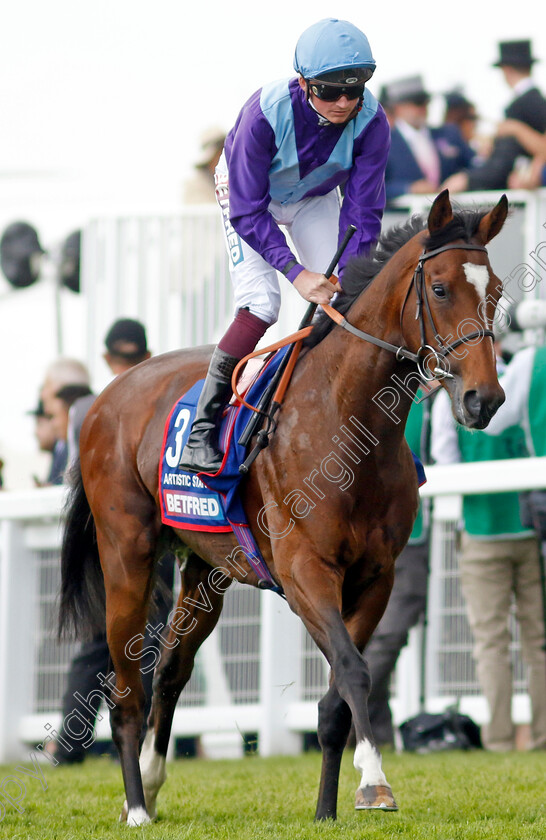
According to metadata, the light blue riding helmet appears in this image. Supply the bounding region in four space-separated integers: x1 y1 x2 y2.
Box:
293 18 376 84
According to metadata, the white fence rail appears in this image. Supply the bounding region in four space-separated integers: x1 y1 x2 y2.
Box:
2 459 545 761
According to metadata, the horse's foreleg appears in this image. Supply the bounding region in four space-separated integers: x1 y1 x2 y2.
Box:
344 572 398 812
284 558 396 819
140 553 227 819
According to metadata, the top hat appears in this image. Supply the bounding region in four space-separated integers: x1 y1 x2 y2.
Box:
384 75 430 106
493 40 537 67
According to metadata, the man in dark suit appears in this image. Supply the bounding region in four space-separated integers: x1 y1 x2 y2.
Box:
444 40 546 193
384 75 476 203
384 76 474 201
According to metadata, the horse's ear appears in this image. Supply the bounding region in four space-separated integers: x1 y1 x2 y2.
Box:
427 189 454 233
477 194 509 244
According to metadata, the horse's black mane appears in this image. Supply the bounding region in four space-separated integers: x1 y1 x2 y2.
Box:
305 207 488 348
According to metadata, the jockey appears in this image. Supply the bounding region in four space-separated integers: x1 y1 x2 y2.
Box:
180 17 391 473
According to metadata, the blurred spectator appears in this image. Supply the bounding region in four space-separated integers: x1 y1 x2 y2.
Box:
442 88 490 162
182 125 226 204
443 40 546 193
27 398 66 486
431 348 546 751
41 357 90 403
48 384 94 450
103 317 151 375
377 85 395 127
66 390 97 468
383 75 475 202
38 357 91 485
443 89 478 142
484 342 546 459
496 120 546 188
67 318 151 464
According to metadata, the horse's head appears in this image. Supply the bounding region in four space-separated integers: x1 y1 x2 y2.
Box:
407 189 509 428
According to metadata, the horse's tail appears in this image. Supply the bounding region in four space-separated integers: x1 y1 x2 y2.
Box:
58 462 105 640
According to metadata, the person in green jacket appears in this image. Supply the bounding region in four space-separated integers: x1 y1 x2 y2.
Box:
431 356 546 751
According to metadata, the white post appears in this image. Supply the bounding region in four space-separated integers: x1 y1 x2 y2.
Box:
425 495 461 706
0 520 37 761
199 631 243 759
392 623 424 726
258 590 302 756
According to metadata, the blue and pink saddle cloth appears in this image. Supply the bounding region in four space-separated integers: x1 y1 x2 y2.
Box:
159 346 426 594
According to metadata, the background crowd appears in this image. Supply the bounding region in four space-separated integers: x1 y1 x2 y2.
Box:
381 39 546 202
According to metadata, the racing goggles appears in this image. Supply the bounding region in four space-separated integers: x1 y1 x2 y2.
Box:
309 82 365 101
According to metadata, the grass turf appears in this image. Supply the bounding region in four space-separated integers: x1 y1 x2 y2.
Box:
0 749 544 839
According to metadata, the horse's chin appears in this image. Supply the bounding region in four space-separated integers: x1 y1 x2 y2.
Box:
460 414 490 431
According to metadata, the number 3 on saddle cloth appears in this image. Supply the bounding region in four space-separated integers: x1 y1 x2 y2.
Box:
159 346 292 594
159 345 426 594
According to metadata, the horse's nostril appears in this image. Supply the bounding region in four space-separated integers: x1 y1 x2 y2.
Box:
463 388 505 426
463 390 481 418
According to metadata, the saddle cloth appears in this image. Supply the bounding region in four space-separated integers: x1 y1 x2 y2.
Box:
158 347 291 591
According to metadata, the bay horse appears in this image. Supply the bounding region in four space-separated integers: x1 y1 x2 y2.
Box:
59 190 508 826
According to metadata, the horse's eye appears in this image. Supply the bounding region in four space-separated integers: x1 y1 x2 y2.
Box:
432 284 446 299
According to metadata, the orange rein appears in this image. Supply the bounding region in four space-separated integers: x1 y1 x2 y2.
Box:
230 325 313 412
230 304 341 414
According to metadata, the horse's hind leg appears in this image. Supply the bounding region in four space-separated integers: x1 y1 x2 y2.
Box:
139 552 227 819
96 521 157 827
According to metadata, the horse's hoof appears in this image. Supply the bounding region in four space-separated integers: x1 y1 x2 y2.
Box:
120 801 152 826
126 807 152 826
355 784 398 811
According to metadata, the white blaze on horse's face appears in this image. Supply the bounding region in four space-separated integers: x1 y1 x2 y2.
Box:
463 262 489 300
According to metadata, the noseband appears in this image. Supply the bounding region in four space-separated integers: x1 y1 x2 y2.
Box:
323 242 493 381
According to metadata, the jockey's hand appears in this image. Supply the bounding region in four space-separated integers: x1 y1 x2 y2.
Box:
293 270 341 305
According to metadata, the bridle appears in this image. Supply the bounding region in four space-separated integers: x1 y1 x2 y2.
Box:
322 242 494 382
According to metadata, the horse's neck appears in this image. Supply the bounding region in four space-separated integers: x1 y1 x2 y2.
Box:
317 246 419 442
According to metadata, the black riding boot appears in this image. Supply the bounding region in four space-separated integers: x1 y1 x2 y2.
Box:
179 347 239 473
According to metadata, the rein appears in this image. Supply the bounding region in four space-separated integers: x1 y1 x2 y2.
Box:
323 242 493 381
